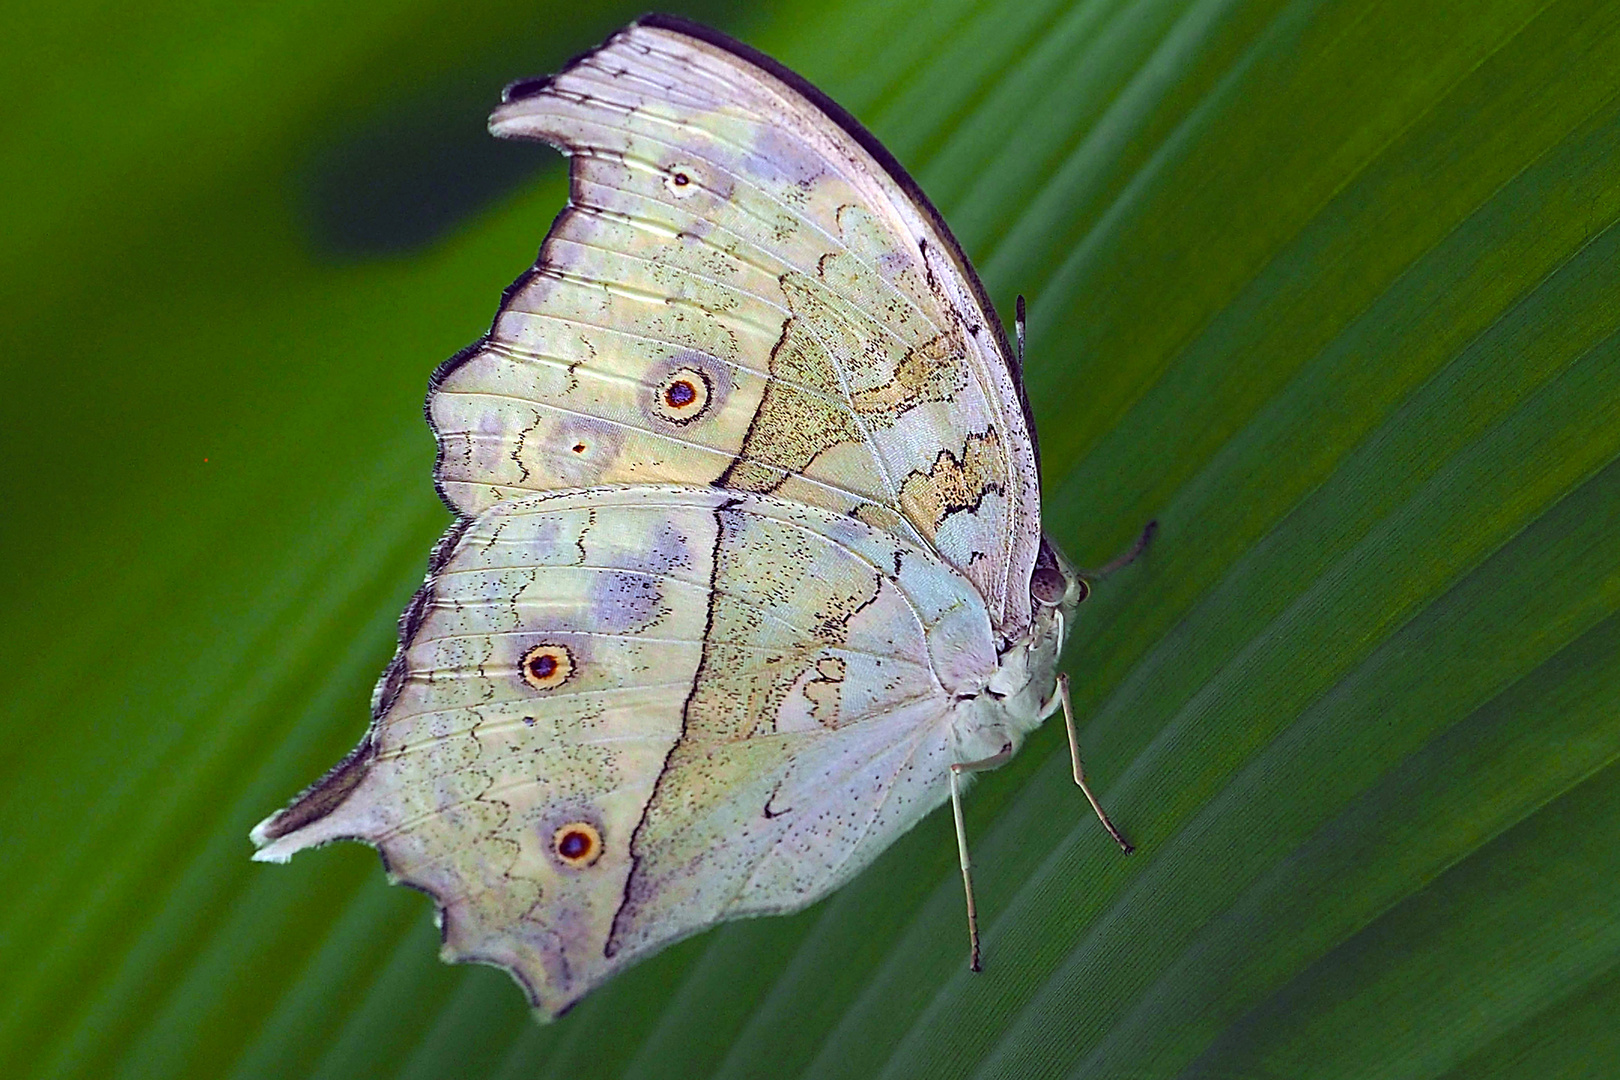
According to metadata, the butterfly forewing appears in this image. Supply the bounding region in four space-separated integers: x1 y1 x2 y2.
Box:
432 17 1041 640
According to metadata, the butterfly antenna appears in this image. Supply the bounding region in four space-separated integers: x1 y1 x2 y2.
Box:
1015 294 1027 373
1086 520 1160 580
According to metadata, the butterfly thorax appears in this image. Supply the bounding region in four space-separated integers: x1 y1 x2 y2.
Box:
951 537 1085 762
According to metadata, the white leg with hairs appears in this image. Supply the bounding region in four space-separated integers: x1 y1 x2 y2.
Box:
950 742 1012 972
1057 672 1134 854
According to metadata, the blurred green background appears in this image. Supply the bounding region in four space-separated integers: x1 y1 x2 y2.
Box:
4 1 1619 1077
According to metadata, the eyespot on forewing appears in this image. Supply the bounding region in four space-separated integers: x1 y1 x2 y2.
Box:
521 643 574 690
653 367 712 424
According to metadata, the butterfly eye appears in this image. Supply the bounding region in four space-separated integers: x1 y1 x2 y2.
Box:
1030 566 1067 606
552 822 603 868
653 367 711 424
665 164 699 197
520 644 573 690
1074 578 1090 603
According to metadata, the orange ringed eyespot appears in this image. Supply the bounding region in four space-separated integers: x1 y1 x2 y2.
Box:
553 822 603 867
654 367 710 424
521 643 573 690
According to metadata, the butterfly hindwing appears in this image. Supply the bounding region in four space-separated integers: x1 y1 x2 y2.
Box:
431 16 1042 641
254 486 1001 1014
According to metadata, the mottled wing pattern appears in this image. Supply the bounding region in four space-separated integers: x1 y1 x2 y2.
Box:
254 486 998 1015
431 17 1042 641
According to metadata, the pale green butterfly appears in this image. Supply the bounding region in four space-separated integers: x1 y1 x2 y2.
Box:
252 14 1133 1018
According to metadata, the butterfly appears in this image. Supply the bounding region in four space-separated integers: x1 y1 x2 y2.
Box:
252 14 1135 1018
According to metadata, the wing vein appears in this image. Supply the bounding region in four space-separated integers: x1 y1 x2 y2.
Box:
542 109 935 341
436 389 904 513
410 626 933 670
543 232 791 318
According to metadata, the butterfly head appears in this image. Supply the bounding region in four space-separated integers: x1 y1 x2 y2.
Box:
1007 535 1086 699
979 536 1086 743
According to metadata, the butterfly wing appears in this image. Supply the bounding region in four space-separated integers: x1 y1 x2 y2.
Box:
431 15 1043 641
253 485 998 1015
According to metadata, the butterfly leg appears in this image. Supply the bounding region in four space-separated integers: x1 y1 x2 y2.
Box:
950 742 1013 972
1057 672 1134 854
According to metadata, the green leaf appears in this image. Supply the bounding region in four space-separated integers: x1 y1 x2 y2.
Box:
4 0 1617 1077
